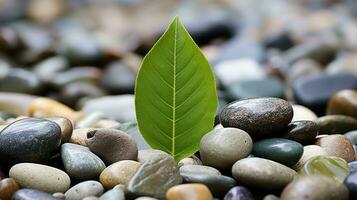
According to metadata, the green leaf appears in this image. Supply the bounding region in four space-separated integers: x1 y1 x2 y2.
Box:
135 17 218 162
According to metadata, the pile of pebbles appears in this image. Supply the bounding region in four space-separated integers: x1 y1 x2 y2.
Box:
1 0 357 200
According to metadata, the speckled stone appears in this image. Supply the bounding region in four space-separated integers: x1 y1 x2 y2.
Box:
220 97 293 139
100 160 140 189
316 134 355 162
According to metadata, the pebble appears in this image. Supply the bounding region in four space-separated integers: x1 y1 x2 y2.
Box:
47 117 73 143
199 127 253 169
65 181 104 200
326 55 357 76
179 165 221 176
252 138 303 166
127 155 182 199
101 61 136 93
291 105 318 122
280 176 349 200
53 192 66 199
178 156 202 167
326 89 357 118
293 145 327 171
137 149 170 164
348 161 357 172
0 118 61 163
300 156 350 183
316 115 357 135
344 170 357 199
9 163 70 193
32 56 68 82
0 93 36 116
99 160 140 189
220 97 293 139
85 128 138 164
51 67 102 88
0 68 42 94
99 187 125 200
0 178 20 200
69 128 97 146
292 73 357 115
281 120 319 145
223 186 254 200
231 157 297 190
287 59 322 83
180 173 237 198
345 130 357 145
61 143 106 180
316 134 355 162
166 183 213 200
28 97 84 123
12 189 58 200
263 194 279 200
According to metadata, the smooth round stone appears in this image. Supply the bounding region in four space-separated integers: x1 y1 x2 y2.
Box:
232 157 297 190
166 183 213 200
0 178 19 200
223 186 254 200
137 149 169 164
12 189 58 200
316 115 357 135
80 95 136 123
33 56 68 82
0 68 42 94
281 121 319 145
349 161 357 172
252 138 303 166
178 156 202 167
345 130 357 145
101 61 136 93
226 78 285 101
46 117 73 143
0 118 61 163
85 128 138 164
99 160 140 189
293 145 327 171
61 143 106 180
327 90 357 118
180 173 237 198
127 155 182 199
282 176 348 200
200 128 253 169
99 187 125 200
65 181 104 200
180 165 221 176
220 97 293 139
9 163 70 193
292 73 357 115
291 105 318 122
69 128 98 146
29 97 84 123
316 134 355 162
344 170 357 199
300 156 350 183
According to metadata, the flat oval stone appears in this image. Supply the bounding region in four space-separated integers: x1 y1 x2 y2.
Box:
99 160 140 189
99 187 125 200
327 89 357 118
345 130 357 145
344 170 357 199
199 128 253 169
220 97 293 139
61 143 106 180
293 145 327 171
46 117 73 143
281 176 349 200
180 173 237 198
166 183 213 200
253 138 303 166
291 105 317 122
12 189 58 200
86 128 138 164
223 186 254 200
9 163 70 193
316 134 355 162
0 178 19 200
292 73 357 115
65 181 104 200
316 115 357 135
180 165 221 176
127 154 181 199
281 120 319 145
0 118 61 163
299 156 349 183
232 157 297 190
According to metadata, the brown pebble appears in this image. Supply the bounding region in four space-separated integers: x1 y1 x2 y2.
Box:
327 90 357 118
166 184 213 200
316 134 355 162
0 178 20 200
47 117 73 143
100 160 140 189
316 115 357 135
69 128 97 146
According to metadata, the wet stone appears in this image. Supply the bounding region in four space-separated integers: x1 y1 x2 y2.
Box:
316 115 357 135
280 120 319 145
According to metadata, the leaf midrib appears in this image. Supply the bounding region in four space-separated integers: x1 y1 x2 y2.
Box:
172 19 178 156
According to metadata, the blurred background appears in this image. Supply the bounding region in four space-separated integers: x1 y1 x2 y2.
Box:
0 0 356 121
